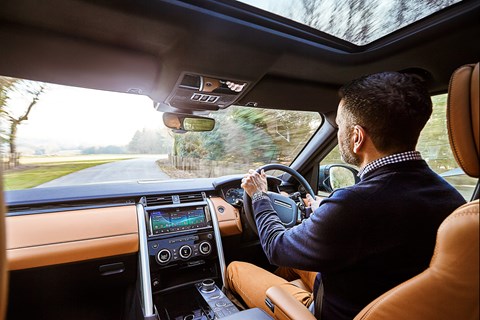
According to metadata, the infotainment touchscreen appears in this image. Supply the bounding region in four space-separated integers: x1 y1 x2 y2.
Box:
150 206 207 234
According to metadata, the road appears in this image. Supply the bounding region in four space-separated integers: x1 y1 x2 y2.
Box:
38 157 171 187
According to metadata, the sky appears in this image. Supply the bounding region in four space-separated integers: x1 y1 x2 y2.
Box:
11 83 165 154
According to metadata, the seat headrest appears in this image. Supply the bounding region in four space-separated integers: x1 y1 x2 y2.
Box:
447 63 479 178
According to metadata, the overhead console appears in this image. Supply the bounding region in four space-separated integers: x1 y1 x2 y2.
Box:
155 73 249 112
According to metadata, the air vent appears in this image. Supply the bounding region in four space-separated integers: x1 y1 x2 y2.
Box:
145 195 173 206
178 193 204 203
145 193 204 207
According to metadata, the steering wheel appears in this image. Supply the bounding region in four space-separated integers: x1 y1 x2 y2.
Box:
243 164 316 235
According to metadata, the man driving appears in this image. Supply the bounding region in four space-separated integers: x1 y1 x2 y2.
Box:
226 72 466 320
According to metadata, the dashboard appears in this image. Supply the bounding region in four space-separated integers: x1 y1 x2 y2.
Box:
4 176 247 267
4 173 290 319
5 174 284 209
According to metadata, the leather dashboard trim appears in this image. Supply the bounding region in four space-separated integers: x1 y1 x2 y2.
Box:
6 205 139 270
210 197 242 236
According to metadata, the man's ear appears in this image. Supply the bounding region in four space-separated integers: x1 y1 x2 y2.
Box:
353 125 366 153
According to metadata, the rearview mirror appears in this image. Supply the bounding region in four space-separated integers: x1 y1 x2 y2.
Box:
163 112 215 132
319 164 360 192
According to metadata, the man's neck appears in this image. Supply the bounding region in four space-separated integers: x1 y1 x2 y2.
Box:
359 149 414 171
358 149 389 171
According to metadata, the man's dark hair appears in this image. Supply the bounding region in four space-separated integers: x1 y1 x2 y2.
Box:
339 71 432 153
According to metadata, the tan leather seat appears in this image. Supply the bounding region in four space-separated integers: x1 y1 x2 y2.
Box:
266 63 480 320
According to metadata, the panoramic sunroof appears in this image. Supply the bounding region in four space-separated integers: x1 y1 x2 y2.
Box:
236 0 462 45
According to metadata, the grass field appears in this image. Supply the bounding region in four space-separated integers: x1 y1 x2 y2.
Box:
3 155 133 190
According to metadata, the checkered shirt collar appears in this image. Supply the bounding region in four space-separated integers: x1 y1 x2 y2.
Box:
358 151 422 179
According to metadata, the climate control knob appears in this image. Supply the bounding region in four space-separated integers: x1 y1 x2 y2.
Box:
157 249 171 264
199 241 212 255
179 245 193 259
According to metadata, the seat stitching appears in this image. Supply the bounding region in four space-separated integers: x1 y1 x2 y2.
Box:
357 271 428 319
447 64 475 175
360 203 479 319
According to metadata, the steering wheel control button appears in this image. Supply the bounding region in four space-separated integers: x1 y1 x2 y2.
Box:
157 249 171 264
179 245 192 259
199 241 212 255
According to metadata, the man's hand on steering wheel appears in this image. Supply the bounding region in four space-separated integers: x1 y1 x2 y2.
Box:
306 194 322 212
241 164 317 235
241 169 268 197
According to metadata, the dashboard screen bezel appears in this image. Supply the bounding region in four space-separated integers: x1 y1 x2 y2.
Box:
147 204 211 236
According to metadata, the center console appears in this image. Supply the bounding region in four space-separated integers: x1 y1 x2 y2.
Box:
136 194 241 320
147 204 220 292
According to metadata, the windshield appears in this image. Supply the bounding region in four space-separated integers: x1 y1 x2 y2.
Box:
1 78 323 190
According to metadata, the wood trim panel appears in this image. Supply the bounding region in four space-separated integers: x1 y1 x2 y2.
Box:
210 197 242 236
6 206 138 270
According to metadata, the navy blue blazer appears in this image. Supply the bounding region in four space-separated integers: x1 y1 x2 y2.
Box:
253 160 466 320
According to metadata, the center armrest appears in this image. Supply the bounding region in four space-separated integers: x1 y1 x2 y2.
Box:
266 286 316 320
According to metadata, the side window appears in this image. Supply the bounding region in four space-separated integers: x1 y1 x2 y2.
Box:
319 93 477 200
417 94 477 200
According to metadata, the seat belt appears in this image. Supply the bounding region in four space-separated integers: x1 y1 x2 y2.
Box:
314 279 324 319
471 180 479 200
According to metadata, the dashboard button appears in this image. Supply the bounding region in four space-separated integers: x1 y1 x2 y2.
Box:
179 245 192 259
199 241 212 255
157 249 171 264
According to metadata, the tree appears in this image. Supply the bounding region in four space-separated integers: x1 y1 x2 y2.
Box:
0 78 17 111
82 145 127 154
169 105 321 166
6 86 45 155
127 128 172 154
417 94 456 173
0 77 46 158
0 78 19 150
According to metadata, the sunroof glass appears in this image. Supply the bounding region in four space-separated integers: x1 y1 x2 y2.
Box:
236 0 462 45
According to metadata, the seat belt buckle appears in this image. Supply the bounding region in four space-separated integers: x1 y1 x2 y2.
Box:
265 297 275 313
